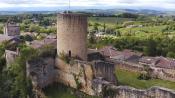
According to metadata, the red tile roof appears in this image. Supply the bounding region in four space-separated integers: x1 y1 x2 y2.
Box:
139 56 175 69
99 46 119 57
0 34 14 43
155 57 175 69
29 38 57 49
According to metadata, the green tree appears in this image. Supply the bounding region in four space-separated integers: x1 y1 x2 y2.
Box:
167 52 175 58
9 47 37 98
29 24 40 32
144 39 157 56
93 23 100 31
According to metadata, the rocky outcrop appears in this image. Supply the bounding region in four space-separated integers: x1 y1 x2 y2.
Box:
55 58 95 95
26 57 55 88
55 58 118 96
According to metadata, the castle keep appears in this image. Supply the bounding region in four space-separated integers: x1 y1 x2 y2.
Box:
57 14 87 60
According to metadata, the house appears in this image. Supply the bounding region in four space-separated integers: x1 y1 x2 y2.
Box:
46 34 57 39
0 34 20 44
0 34 14 43
139 56 159 66
111 49 143 63
99 46 119 58
139 56 175 69
27 38 57 49
155 57 175 69
87 49 104 61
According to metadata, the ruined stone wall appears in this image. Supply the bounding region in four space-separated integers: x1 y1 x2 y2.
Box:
151 68 175 82
117 62 143 72
111 86 175 98
93 78 175 98
110 59 175 82
106 58 143 73
57 13 87 60
92 61 117 84
5 50 19 67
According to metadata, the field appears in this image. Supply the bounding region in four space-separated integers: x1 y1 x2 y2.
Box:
118 25 167 37
89 17 133 24
115 68 175 90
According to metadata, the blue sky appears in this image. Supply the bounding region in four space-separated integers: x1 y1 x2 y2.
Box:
0 0 175 10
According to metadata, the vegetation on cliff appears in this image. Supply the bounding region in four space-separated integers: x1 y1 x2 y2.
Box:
0 43 55 98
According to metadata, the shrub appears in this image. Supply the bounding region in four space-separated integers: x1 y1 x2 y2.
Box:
59 52 70 64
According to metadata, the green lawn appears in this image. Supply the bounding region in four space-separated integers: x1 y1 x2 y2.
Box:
116 68 175 90
44 83 100 98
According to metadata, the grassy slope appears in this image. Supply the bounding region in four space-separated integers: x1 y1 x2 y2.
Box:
116 68 175 90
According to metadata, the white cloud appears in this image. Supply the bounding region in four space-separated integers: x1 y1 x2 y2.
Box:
0 0 175 9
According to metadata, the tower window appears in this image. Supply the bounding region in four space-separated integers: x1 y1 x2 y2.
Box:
68 50 71 57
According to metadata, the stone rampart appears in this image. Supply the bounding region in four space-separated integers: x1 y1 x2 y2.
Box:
108 58 175 82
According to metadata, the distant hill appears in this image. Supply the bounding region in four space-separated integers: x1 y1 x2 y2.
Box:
0 8 175 16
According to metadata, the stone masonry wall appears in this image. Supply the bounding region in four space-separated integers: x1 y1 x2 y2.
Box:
92 61 117 84
93 78 175 98
109 59 175 82
5 50 19 67
57 14 88 60
111 86 175 98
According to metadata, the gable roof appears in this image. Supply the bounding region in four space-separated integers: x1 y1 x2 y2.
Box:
28 38 57 49
99 46 119 57
155 57 175 69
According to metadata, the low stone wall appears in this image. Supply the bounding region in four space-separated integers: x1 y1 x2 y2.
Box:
106 58 143 73
110 86 175 98
151 68 175 82
117 61 143 73
5 50 19 67
93 78 175 98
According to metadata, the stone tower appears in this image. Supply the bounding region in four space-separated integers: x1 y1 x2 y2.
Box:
4 22 20 36
57 13 87 60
